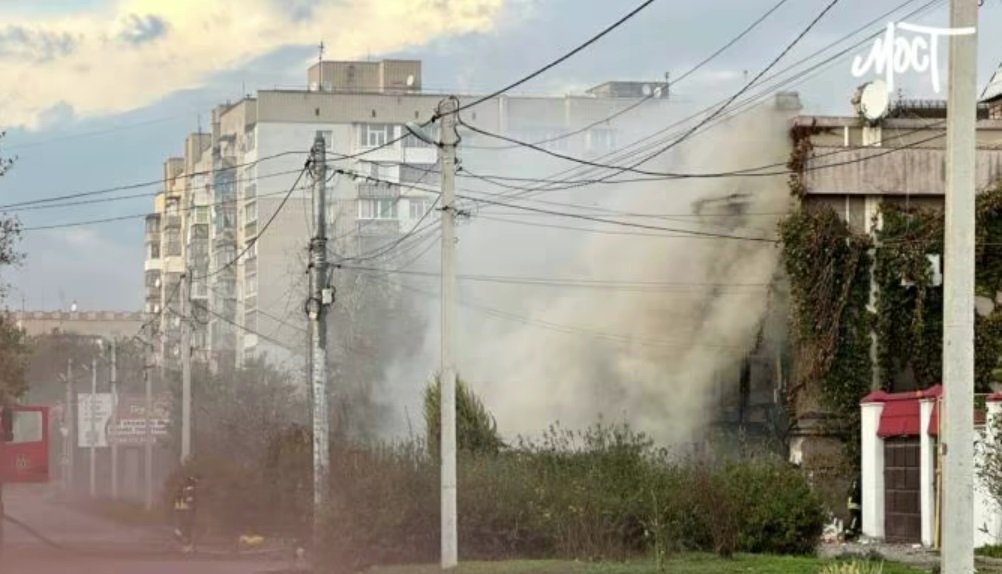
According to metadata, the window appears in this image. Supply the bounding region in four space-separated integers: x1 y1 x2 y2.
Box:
358 199 398 220
146 241 161 260
366 162 386 180
409 199 432 219
246 272 257 297
245 183 257 200
404 130 435 149
244 130 256 152
245 309 257 332
244 201 257 224
165 230 181 257
10 411 42 444
194 206 210 225
359 123 392 148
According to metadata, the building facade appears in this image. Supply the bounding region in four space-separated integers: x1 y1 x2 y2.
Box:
142 59 681 372
14 310 145 340
786 85 1002 537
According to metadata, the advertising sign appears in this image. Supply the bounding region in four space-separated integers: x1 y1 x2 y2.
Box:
107 394 170 446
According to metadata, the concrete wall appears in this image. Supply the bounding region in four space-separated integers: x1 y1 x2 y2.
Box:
15 311 144 339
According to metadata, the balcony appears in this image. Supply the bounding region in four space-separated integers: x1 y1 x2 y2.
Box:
163 214 182 229
358 183 399 199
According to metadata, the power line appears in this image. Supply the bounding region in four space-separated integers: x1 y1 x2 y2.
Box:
484 0 938 198
623 0 844 172
192 161 310 280
476 213 778 239
332 167 779 243
0 150 305 211
364 273 756 352
461 0 792 151
338 264 772 291
439 0 661 120
455 0 844 184
21 174 313 233
8 167 308 214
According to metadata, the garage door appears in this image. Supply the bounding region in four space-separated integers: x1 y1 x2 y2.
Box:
884 437 921 543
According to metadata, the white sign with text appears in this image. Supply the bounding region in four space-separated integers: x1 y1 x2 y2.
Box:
851 22 976 94
77 393 113 448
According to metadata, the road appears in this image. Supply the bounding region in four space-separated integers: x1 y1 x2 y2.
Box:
0 484 294 573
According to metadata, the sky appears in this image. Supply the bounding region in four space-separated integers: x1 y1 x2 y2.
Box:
0 0 1001 311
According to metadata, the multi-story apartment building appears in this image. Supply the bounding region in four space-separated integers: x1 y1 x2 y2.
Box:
143 59 681 371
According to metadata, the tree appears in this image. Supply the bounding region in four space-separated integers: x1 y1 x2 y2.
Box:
0 133 26 403
423 374 504 459
326 269 427 440
23 334 145 405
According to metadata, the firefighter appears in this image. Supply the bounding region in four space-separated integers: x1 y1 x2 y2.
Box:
173 476 198 553
846 477 862 540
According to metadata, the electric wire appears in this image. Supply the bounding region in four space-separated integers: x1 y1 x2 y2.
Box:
0 150 306 210
461 0 793 151
438 0 661 120
191 161 310 280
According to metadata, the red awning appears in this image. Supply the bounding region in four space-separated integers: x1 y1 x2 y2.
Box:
877 398 921 438
869 386 941 439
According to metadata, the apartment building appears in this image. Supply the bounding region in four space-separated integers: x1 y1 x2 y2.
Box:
143 59 681 371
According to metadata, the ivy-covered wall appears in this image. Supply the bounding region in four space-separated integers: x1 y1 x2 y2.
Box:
778 207 872 452
873 189 1002 393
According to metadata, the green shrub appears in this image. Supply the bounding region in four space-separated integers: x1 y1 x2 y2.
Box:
726 458 826 555
424 375 504 458
977 544 1002 558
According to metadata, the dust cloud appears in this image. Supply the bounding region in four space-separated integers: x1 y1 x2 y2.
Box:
374 101 798 446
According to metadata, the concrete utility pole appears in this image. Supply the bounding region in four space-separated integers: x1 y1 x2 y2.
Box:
110 339 118 500
181 272 192 463
144 329 154 511
307 133 331 560
942 0 978 572
65 359 74 492
90 356 97 499
438 96 460 570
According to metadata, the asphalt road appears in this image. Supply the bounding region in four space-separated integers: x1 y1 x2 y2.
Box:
0 484 293 574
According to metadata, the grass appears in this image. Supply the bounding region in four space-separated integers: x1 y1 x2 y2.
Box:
367 554 927 574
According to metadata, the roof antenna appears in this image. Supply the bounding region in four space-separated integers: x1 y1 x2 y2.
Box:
317 40 325 91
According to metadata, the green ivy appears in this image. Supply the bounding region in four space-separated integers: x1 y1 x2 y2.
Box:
778 207 873 437
873 187 1002 393
873 204 944 390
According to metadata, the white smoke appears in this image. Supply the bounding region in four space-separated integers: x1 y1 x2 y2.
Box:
377 101 797 446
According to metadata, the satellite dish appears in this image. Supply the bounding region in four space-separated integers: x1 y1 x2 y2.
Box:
406 74 415 87
641 84 652 96
859 80 890 122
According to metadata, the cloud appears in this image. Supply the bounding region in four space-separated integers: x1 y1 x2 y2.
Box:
117 13 168 45
0 0 506 128
0 25 77 61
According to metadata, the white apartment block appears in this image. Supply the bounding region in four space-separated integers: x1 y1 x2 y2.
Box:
143 59 679 372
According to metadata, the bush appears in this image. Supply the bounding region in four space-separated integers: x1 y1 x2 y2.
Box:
312 423 826 570
977 544 1002 558
725 458 826 555
424 375 504 458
